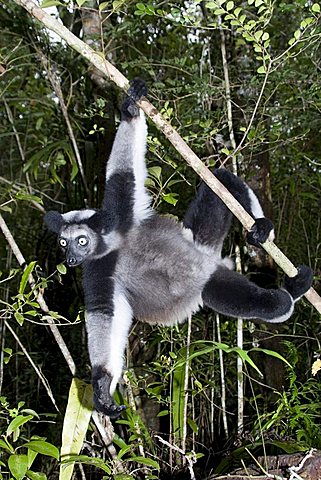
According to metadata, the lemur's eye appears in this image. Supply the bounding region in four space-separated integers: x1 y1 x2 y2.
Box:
59 238 67 248
78 236 88 246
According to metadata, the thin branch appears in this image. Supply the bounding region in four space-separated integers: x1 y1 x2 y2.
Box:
12 0 321 316
155 435 196 480
220 22 244 433
4 318 59 411
36 49 91 203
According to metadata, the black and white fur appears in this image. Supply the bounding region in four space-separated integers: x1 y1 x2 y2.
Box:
45 80 313 417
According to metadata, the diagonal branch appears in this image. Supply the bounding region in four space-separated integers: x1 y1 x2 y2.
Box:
12 0 321 315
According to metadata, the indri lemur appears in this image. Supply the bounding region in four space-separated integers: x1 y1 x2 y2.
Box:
45 80 313 417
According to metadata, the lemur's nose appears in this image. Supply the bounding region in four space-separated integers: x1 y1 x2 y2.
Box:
67 257 77 266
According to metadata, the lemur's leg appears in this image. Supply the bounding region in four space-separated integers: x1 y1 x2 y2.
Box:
202 264 313 322
102 79 152 228
84 257 133 418
183 169 274 255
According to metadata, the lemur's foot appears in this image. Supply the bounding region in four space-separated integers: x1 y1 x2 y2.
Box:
247 218 274 246
92 367 126 419
121 78 148 119
284 265 313 300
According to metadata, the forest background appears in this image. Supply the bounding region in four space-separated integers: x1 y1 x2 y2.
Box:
1 0 321 478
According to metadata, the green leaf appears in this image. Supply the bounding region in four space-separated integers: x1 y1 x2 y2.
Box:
14 312 24 325
148 166 162 181
312 3 320 12
23 441 59 460
75 0 87 6
162 193 179 206
59 378 93 480
61 455 111 474
57 263 67 275
257 65 267 74
8 454 29 480
157 410 169 417
7 415 34 436
127 456 160 470
0 438 14 454
16 193 43 206
113 0 126 9
226 1 234 11
294 29 301 40
19 261 37 295
214 8 225 14
251 348 292 367
41 0 63 6
27 471 47 480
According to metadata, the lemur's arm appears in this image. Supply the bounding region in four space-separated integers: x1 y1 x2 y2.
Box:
102 79 152 230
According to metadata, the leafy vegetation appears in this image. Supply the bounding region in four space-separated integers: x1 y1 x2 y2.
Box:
0 0 321 478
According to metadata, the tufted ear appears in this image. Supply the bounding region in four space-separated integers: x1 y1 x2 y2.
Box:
44 211 65 233
86 210 114 232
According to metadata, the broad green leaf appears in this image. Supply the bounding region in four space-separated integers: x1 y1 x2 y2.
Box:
148 166 162 181
14 312 24 325
257 65 267 74
60 455 111 473
162 193 179 206
24 441 59 460
7 415 34 436
57 263 67 275
127 456 160 470
75 0 87 5
19 261 37 294
226 1 234 11
312 3 320 12
41 0 63 6
8 454 29 480
0 438 14 453
59 378 93 480
27 470 47 480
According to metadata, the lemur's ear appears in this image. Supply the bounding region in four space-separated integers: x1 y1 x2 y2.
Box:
44 211 65 233
86 210 114 232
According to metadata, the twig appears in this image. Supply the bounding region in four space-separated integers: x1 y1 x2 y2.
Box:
182 314 192 455
36 49 91 203
219 21 244 434
216 314 228 438
4 319 59 411
155 435 196 480
11 0 321 315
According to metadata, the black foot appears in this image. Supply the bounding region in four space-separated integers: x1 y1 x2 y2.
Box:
121 78 148 119
247 218 274 246
284 265 313 300
92 367 126 419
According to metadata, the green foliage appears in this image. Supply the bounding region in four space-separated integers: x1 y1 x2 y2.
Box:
253 344 321 449
0 398 58 479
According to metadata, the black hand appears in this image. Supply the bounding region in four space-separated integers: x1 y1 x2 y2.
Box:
247 218 274 246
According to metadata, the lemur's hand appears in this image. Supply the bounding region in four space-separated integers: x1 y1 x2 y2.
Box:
247 218 274 247
121 78 148 119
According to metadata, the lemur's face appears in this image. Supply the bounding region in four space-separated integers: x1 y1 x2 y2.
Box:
58 224 96 267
